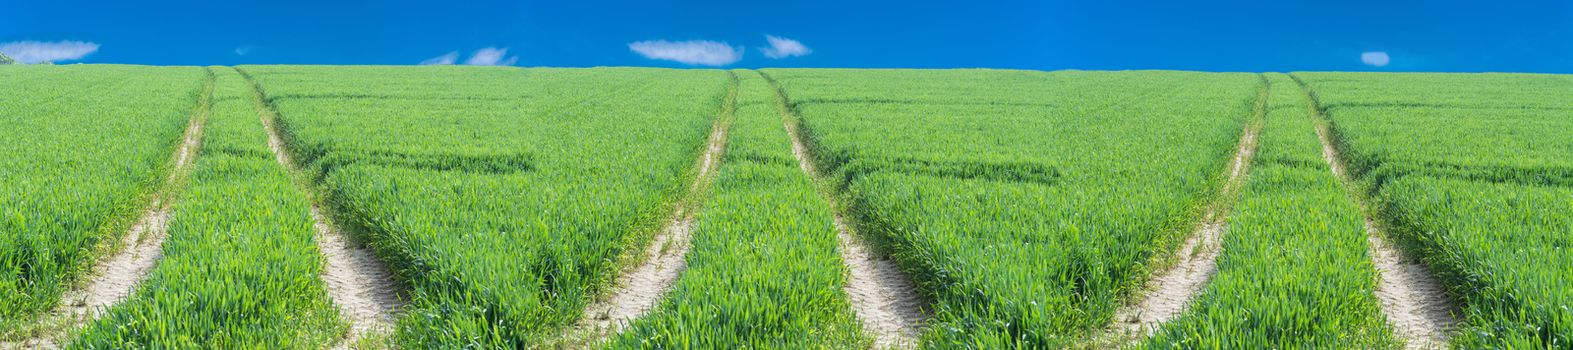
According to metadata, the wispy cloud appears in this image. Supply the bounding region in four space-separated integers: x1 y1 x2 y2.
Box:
1361 51 1390 67
628 40 742 66
464 47 518 66
0 40 99 64
420 51 459 65
759 35 810 59
234 45 256 56
418 48 517 66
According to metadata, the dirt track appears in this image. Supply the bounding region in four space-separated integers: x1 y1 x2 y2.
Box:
244 69 404 348
1294 75 1456 350
577 77 736 337
17 73 216 349
1108 89 1264 338
765 72 926 349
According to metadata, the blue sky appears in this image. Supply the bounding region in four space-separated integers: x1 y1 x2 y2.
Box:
2 0 1570 72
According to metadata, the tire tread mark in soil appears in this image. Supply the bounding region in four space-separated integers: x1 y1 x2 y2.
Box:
575 72 739 338
1104 74 1269 342
760 71 927 350
237 67 405 350
14 68 216 349
1288 74 1457 350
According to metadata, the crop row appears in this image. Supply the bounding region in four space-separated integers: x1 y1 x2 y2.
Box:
240 66 733 347
70 67 344 348
1144 73 1397 348
0 65 207 333
763 69 1261 347
1297 72 1573 348
609 71 866 348
7 66 1571 348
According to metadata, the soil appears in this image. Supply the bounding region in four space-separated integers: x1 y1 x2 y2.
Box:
579 216 695 333
578 98 731 335
781 103 925 349
27 107 210 348
253 76 402 348
1312 114 1455 350
1110 121 1258 337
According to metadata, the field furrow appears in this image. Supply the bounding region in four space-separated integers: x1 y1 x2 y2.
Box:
1295 72 1573 348
763 69 1260 347
240 66 731 348
1139 73 1402 348
69 67 344 348
1 65 209 339
1108 74 1268 341
241 68 405 347
604 70 870 348
23 68 216 349
1290 74 1456 349
577 71 738 337
765 71 927 348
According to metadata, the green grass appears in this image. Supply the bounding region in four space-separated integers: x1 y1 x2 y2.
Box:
1142 74 1398 349
4 66 1572 348
239 66 732 347
1296 72 1573 348
0 65 206 334
763 69 1261 347
607 71 866 348
69 67 343 349
1382 176 1572 348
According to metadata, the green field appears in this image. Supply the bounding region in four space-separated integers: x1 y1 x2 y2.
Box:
2 65 1569 349
1 65 207 333
1143 73 1395 348
1296 72 1573 348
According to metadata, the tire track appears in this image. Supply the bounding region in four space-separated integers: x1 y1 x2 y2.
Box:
237 68 404 349
1106 76 1269 341
1288 74 1456 350
760 71 926 349
576 73 738 337
12 69 216 349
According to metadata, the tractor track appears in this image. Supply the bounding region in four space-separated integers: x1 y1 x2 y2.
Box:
238 68 405 349
1289 74 1456 350
761 71 927 349
574 72 739 339
8 69 216 349
1104 75 1269 342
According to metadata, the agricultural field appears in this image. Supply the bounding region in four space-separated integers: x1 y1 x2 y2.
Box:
1143 74 1395 348
0 65 206 334
239 65 733 348
0 64 1570 349
762 68 1262 347
1297 72 1573 348
608 71 865 348
68 67 344 348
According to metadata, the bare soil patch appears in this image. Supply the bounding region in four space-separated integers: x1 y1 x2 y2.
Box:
1363 221 1455 350
579 216 696 333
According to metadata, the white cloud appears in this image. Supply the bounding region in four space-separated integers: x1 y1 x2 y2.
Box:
759 35 810 59
234 45 256 56
0 40 99 64
464 47 518 66
628 40 742 66
420 51 459 65
1361 51 1390 67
